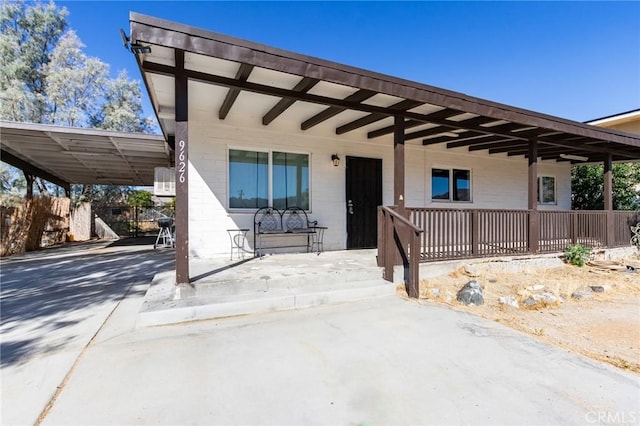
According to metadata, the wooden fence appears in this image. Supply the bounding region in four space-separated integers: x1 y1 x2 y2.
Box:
0 197 70 257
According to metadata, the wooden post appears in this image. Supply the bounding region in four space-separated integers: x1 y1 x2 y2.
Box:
174 49 190 285
24 172 34 199
408 230 419 298
604 153 614 247
528 138 539 253
471 210 479 255
377 207 385 267
384 212 394 282
394 115 405 214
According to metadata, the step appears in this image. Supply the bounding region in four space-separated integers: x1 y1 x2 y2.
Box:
137 277 397 328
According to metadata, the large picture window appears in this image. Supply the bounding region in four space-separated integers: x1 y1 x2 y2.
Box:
538 176 556 204
229 149 310 210
432 168 471 202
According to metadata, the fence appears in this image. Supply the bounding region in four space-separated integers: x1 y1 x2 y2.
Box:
92 204 175 237
0 196 70 257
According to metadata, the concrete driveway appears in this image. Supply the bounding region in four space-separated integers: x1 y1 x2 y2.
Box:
0 239 174 425
2 241 639 425
38 294 640 425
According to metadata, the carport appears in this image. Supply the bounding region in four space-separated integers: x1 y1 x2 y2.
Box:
0 120 171 194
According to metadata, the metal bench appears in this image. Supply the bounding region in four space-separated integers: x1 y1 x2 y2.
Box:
253 207 325 256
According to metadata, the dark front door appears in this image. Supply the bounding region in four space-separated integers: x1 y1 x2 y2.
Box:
346 156 382 249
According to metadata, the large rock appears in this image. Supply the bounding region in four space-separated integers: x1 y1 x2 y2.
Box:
456 280 484 305
523 291 561 307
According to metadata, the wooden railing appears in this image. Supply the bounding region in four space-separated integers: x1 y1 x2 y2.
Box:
377 206 423 298
404 208 638 262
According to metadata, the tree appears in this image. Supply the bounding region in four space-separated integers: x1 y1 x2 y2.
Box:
572 163 640 210
45 30 108 127
0 0 67 122
91 70 155 133
127 189 153 207
0 0 158 201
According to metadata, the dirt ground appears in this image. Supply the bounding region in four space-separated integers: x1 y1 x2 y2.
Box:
401 254 640 374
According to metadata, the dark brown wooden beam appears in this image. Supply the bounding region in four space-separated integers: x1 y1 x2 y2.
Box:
262 77 319 125
454 116 503 128
439 134 495 148
367 119 423 139
394 115 405 210
1 148 70 189
174 49 189 285
301 89 376 130
336 99 423 135
604 153 614 246
218 63 253 119
369 109 467 139
468 140 525 151
528 138 538 253
482 122 530 134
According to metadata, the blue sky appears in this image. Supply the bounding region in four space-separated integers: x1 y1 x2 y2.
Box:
58 1 639 123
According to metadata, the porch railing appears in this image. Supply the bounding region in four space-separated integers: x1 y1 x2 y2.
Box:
405 207 638 263
377 206 423 298
378 206 637 296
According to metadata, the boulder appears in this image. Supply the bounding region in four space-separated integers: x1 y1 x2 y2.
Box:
456 280 484 305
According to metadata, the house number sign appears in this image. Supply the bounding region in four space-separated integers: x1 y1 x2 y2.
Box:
178 139 186 184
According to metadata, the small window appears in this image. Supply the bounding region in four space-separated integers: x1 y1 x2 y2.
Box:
432 168 471 202
538 176 556 204
228 149 310 210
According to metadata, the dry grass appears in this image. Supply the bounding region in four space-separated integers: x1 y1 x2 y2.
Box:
399 254 640 374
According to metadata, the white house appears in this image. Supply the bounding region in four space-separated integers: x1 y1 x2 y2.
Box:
127 13 640 288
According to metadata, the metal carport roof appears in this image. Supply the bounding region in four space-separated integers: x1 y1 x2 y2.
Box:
0 121 171 187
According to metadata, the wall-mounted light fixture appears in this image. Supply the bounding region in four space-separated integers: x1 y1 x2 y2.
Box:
560 153 588 162
120 28 152 55
331 154 340 167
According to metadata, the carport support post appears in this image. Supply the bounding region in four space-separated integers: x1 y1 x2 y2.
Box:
604 153 614 247
24 172 34 198
528 137 539 253
175 49 190 285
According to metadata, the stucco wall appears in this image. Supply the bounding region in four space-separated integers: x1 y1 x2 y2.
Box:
186 99 571 258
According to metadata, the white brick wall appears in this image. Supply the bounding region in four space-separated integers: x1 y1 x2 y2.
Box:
186 107 571 258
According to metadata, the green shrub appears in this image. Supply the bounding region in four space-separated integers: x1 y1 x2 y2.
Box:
564 244 591 267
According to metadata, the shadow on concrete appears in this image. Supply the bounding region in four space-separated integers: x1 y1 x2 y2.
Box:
107 236 158 247
0 244 174 367
190 258 255 283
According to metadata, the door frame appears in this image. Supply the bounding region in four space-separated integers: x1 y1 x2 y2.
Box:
345 155 383 249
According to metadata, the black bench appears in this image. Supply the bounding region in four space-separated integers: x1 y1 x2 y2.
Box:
253 207 325 256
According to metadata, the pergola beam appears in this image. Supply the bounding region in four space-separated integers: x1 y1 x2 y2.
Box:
219 63 253 119
262 77 319 125
335 99 423 135
301 89 376 130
